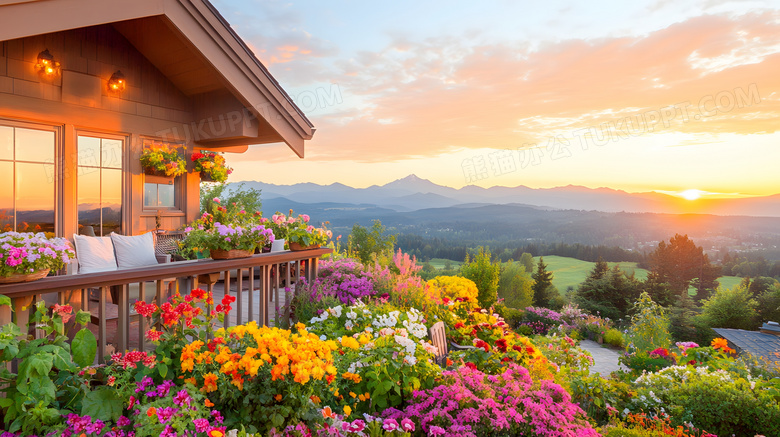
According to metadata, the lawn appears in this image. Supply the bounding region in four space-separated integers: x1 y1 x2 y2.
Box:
532 255 649 292
428 258 463 269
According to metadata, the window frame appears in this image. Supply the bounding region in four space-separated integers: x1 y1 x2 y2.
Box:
0 119 61 235
140 137 185 213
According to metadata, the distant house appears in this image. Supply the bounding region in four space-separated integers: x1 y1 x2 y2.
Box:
713 322 780 368
0 0 314 237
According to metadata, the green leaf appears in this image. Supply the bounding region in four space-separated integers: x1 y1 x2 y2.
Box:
28 375 57 403
0 398 13 408
158 363 168 379
53 317 64 336
75 310 91 326
0 295 10 307
81 388 124 422
71 329 97 368
28 354 54 377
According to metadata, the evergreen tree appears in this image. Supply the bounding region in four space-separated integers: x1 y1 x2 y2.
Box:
519 252 535 273
576 261 641 320
669 292 698 342
531 257 554 307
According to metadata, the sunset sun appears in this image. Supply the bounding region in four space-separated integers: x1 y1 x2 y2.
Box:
680 189 702 201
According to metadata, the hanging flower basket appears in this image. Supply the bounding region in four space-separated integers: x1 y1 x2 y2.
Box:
209 249 254 260
288 242 320 251
0 268 50 284
192 151 232 183
200 172 215 182
140 144 186 178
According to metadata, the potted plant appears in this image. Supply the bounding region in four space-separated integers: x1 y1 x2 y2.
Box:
183 222 274 260
283 211 331 251
0 231 75 283
191 151 232 183
265 211 293 252
140 144 186 179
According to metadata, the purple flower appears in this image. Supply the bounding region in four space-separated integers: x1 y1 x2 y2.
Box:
428 426 446 436
382 418 399 431
173 389 191 407
117 416 131 427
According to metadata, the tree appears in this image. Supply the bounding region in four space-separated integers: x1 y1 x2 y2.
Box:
461 247 500 308
347 220 396 264
575 261 641 320
701 285 759 330
648 234 720 300
531 257 554 307
642 272 676 308
625 292 671 352
757 284 780 325
498 261 534 309
518 252 535 274
668 292 698 342
200 182 262 215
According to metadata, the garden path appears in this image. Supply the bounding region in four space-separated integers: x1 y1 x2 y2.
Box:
579 339 626 375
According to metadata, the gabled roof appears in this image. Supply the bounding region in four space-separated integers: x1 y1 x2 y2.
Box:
0 0 314 156
713 328 780 368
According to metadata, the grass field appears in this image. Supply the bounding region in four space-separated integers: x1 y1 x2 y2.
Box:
530 255 649 292
428 255 744 294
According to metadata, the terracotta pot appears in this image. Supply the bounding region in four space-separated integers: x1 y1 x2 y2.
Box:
288 242 320 251
0 269 50 284
210 249 254 260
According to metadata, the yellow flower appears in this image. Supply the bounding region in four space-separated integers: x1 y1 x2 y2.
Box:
340 336 360 350
343 405 352 416
349 391 357 398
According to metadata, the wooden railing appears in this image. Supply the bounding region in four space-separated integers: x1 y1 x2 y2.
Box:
0 248 332 362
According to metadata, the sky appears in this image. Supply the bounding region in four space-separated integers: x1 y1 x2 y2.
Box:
212 0 780 198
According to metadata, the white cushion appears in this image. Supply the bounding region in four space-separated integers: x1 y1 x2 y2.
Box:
72 234 118 274
110 232 159 269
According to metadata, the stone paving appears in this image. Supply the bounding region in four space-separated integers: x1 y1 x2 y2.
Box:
579 339 627 375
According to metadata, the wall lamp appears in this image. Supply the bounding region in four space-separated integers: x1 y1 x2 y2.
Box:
35 49 60 77
108 70 127 93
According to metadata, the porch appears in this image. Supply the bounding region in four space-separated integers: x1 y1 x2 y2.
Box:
0 248 331 362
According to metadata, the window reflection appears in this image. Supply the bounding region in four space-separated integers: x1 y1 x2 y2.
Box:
16 128 54 163
0 126 12 160
77 135 123 236
16 162 55 233
144 183 176 208
0 161 12 232
0 124 56 233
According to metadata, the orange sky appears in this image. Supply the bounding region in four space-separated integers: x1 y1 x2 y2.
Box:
215 1 780 198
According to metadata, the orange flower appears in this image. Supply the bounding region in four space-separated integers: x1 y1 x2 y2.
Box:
322 406 335 419
209 431 224 437
310 395 321 404
147 407 156 417
275 394 283 401
203 372 218 393
711 338 729 350
205 398 214 407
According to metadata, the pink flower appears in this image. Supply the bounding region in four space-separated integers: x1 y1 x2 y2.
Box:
382 419 399 431
213 197 220 203
400 418 415 432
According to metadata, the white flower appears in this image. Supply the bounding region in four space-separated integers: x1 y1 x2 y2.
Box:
330 306 343 318
347 310 357 320
320 335 327 341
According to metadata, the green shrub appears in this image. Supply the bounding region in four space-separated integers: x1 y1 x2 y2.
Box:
630 365 780 436
619 351 670 375
604 328 624 348
701 285 759 330
516 324 533 336
461 247 500 308
569 374 633 425
625 292 671 352
494 303 524 329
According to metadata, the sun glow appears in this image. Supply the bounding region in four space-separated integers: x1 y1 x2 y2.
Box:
680 189 702 201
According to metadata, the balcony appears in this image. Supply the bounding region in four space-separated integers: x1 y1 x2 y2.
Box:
0 248 331 362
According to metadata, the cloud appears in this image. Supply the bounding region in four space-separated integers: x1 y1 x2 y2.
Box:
276 11 780 163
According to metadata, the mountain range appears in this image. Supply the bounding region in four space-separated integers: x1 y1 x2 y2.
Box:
235 175 780 217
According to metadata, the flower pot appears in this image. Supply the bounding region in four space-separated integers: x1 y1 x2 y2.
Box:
288 242 320 251
597 335 604 344
271 239 286 252
0 269 50 284
144 168 174 185
200 172 215 182
210 249 254 260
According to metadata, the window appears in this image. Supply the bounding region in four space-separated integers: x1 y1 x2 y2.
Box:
142 139 181 209
77 135 123 236
0 124 56 233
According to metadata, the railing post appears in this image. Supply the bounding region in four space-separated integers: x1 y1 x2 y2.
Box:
223 271 231 330
116 285 128 354
236 269 243 326
138 282 146 352
247 267 255 323
98 286 107 363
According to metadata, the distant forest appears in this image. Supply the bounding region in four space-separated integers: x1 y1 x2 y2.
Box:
396 234 644 264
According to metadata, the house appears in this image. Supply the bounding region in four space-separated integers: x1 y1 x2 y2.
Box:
0 0 314 237
713 322 780 369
